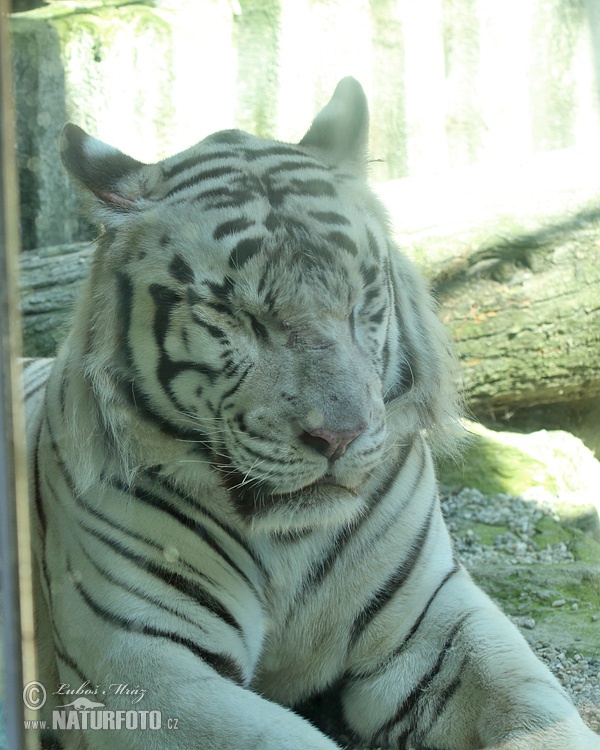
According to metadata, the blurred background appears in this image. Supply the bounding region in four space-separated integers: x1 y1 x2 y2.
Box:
9 0 600 247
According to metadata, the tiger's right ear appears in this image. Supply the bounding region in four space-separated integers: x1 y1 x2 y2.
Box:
299 77 369 170
60 124 147 211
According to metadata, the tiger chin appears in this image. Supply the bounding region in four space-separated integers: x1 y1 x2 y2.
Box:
25 78 598 750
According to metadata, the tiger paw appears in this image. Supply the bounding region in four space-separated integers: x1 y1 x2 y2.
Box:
489 719 600 749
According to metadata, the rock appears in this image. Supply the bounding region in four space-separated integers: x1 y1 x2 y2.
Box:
438 421 600 542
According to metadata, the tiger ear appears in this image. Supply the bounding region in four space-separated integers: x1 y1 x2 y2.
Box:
60 123 146 211
299 77 369 169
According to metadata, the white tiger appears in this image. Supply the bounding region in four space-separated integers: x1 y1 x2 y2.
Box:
24 77 599 749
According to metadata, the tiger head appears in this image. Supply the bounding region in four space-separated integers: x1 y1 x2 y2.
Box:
60 78 460 530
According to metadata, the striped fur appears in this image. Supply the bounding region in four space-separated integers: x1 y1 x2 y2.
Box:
26 78 598 749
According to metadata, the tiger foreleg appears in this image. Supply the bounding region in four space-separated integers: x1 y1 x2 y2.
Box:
341 567 600 749
46 656 343 749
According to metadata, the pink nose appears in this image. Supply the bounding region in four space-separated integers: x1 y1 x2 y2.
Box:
301 425 366 460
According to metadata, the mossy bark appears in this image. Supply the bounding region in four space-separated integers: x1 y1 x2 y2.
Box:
435 212 600 414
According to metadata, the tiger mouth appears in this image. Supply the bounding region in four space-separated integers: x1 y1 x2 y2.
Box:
215 462 360 517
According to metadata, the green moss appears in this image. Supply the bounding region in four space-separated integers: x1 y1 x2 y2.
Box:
569 531 600 565
534 516 600 564
449 521 510 545
535 515 572 547
560 572 600 609
438 427 557 496
470 563 600 656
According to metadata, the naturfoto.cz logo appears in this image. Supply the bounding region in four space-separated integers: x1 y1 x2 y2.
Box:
22 681 179 732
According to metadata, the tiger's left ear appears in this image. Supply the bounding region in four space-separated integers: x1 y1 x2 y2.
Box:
299 77 369 170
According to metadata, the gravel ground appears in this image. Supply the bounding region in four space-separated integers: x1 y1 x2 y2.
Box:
441 485 600 736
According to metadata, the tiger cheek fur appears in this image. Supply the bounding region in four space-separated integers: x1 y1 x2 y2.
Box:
24 77 599 750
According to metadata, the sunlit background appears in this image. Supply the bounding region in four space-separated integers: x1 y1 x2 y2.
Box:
8 0 600 249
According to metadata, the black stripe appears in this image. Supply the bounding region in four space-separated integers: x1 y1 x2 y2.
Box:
390 562 460 657
289 178 336 197
368 307 386 325
381 339 391 382
221 354 248 379
375 614 471 743
74 577 245 685
243 145 317 162
349 494 435 644
349 307 357 341
288 441 415 612
33 419 48 535
216 363 254 413
109 475 262 598
419 657 467 740
169 255 195 285
229 237 263 268
166 166 234 199
383 293 417 404
197 186 257 208
366 228 382 259
350 561 460 680
24 360 52 400
263 160 326 178
58 373 68 416
309 210 351 226
245 312 269 341
363 285 381 306
79 520 243 635
328 231 358 256
115 270 135 369
149 284 222 409
162 151 234 181
146 469 269 580
360 263 379 287
53 638 91 685
191 311 230 340
213 217 255 241
115 371 212 448
207 275 235 300
46 415 225 630
24 376 49 401
78 543 212 632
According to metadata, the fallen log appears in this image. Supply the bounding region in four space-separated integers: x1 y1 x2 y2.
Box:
20 241 94 357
